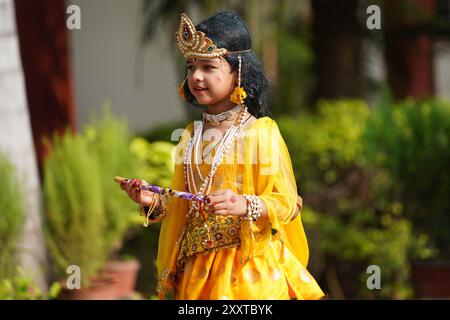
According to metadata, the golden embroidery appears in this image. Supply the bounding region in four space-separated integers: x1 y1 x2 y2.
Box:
156 268 176 299
177 214 242 271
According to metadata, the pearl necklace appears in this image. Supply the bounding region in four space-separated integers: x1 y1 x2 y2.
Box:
184 106 248 219
193 119 236 185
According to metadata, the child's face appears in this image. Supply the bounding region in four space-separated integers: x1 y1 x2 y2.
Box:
186 57 236 107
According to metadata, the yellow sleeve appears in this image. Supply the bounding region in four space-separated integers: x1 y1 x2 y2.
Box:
255 119 298 233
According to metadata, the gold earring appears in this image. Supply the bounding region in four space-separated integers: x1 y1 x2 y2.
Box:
230 54 247 104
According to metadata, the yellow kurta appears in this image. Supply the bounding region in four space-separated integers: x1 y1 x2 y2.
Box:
156 116 324 300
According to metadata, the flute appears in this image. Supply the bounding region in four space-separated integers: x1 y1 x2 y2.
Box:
114 176 207 204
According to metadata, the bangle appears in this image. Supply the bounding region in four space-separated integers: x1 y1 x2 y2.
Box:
151 194 167 218
140 193 168 226
140 192 159 227
243 194 263 222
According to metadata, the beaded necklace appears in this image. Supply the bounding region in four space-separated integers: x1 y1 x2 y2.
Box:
183 106 248 248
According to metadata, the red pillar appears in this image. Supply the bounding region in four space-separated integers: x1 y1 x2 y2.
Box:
14 0 76 180
384 0 437 101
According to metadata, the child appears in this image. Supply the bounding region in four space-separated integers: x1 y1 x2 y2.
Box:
121 10 324 300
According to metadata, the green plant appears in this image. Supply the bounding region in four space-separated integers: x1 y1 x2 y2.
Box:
0 267 61 300
275 20 314 114
42 107 173 290
43 130 106 286
0 152 24 280
129 137 175 188
278 100 369 196
277 99 434 299
364 98 450 259
84 106 141 257
302 206 432 299
141 121 188 143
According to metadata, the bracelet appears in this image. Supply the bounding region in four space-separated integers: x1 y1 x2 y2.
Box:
141 192 158 227
152 194 168 217
243 194 263 222
140 192 167 226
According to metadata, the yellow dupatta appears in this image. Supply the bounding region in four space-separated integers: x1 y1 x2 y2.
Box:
240 117 309 267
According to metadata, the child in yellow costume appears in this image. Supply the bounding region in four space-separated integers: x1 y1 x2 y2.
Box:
121 11 325 300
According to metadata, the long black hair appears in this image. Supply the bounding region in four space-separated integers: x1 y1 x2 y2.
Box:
181 10 271 118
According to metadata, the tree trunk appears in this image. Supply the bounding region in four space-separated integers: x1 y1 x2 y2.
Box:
14 0 76 180
0 0 48 290
311 0 363 102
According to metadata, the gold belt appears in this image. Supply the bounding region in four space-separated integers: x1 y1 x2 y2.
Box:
177 214 242 265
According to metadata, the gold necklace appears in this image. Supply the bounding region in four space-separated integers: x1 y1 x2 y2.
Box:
202 104 244 127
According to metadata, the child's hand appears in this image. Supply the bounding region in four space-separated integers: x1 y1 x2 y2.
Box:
207 189 247 216
120 178 157 207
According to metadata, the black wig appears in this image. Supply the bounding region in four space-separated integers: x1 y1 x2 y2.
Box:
181 10 271 118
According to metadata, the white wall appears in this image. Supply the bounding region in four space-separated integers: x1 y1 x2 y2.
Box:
68 0 187 135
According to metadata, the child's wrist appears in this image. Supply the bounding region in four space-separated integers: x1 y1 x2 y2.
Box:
242 194 263 221
142 191 159 207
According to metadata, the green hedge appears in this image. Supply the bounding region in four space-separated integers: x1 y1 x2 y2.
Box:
43 108 143 286
43 131 106 286
364 98 450 259
83 108 140 255
129 138 175 188
43 106 176 290
277 99 441 299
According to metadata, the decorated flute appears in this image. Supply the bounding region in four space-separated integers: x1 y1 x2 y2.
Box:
114 176 206 204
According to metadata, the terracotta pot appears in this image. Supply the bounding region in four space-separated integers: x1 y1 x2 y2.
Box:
102 259 141 299
58 276 118 300
411 260 450 299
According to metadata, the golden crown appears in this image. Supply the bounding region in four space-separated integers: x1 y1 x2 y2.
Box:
175 13 228 59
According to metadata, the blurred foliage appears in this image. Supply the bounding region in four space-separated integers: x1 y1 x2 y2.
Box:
302 206 432 299
278 99 437 299
130 138 175 188
140 121 187 143
0 152 24 281
363 98 450 259
43 107 143 287
0 268 61 300
278 100 369 190
43 129 106 287
83 105 141 257
274 19 315 114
